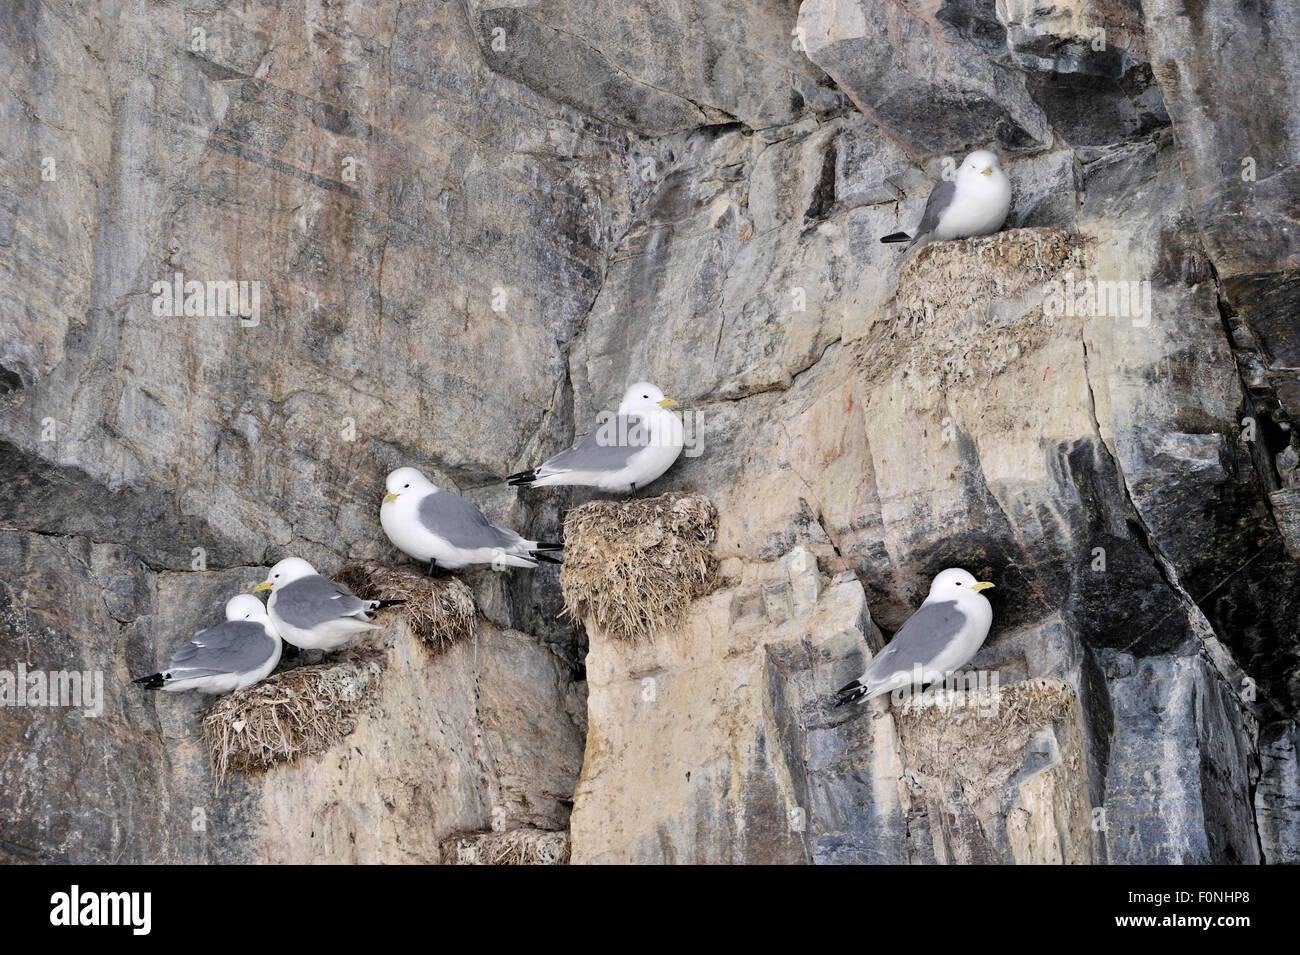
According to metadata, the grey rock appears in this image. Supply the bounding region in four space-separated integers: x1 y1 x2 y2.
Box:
1257 720 1300 865
465 0 832 135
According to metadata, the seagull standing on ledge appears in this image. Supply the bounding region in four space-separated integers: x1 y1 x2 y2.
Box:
507 382 684 494
881 150 1011 251
835 568 995 705
381 467 562 572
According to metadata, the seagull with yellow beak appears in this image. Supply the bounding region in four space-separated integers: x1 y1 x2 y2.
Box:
253 557 400 658
507 382 685 493
381 467 562 573
880 150 1011 251
834 568 996 705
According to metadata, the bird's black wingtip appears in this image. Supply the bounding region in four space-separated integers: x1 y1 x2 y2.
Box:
880 232 911 244
372 598 406 609
133 672 165 690
531 550 563 564
833 680 867 707
506 468 537 487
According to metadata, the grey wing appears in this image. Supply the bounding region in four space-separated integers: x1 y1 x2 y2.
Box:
169 621 275 677
862 600 967 686
912 178 957 242
418 490 523 551
538 414 650 475
275 576 373 629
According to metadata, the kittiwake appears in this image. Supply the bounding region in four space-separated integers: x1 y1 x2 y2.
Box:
834 568 994 705
133 594 282 694
381 467 562 571
506 382 684 493
254 557 402 654
880 150 1011 251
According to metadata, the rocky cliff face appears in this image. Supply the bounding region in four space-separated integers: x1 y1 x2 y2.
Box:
1 0 1296 863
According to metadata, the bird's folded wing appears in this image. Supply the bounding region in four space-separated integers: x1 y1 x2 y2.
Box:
169 621 274 676
537 414 650 475
861 599 966 686
275 576 372 627
418 491 524 550
913 178 957 241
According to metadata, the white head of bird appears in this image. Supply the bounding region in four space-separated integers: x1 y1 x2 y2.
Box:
382 466 436 505
618 382 678 416
958 150 1003 184
225 593 270 620
928 567 995 603
253 557 318 594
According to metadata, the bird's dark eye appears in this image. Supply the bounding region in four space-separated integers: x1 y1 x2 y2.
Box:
956 581 963 586
403 483 409 488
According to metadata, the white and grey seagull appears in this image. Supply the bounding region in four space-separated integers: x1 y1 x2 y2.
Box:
506 382 684 494
254 557 401 657
381 467 562 572
133 594 282 694
834 568 995 705
881 150 1011 251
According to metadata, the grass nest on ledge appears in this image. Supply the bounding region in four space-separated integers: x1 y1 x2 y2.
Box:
334 558 477 654
440 828 570 865
202 652 384 789
895 677 1080 780
559 492 718 642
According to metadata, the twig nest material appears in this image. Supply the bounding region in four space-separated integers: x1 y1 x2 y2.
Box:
334 558 476 653
440 828 570 865
202 655 383 787
866 227 1090 391
560 492 718 642
895 677 1079 780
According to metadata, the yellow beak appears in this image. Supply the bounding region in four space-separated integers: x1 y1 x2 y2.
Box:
382 491 399 504
658 397 678 408
252 581 272 593
980 167 993 176
971 581 995 592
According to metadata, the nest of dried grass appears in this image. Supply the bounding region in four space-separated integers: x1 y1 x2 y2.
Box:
858 228 1091 391
895 677 1079 781
895 228 1088 328
202 655 383 788
334 558 476 653
440 828 570 865
559 492 718 642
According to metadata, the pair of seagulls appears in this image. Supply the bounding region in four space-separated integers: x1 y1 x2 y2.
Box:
137 152 1013 702
136 383 686 694
133 560 400 694
826 150 1009 701
381 381 684 571
379 382 681 574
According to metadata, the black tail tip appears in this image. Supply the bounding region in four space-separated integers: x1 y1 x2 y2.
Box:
833 680 867 707
531 551 563 564
880 232 911 244
506 469 537 487
532 541 564 551
133 673 165 690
